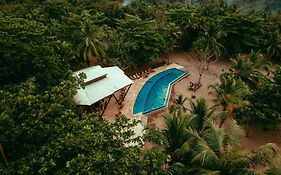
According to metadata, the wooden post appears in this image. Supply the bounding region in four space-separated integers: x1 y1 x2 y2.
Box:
100 95 112 117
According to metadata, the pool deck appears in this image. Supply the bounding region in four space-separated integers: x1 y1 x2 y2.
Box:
102 63 185 124
104 52 281 151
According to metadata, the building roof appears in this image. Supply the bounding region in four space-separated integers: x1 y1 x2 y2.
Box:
73 65 133 106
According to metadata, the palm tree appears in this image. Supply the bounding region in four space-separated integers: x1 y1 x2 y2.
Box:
162 109 281 174
209 74 249 127
163 112 190 157
77 22 107 67
193 22 226 82
170 95 188 115
230 51 271 86
188 98 216 132
249 50 272 76
230 55 253 81
266 30 281 60
164 98 218 160
193 22 226 61
186 120 279 175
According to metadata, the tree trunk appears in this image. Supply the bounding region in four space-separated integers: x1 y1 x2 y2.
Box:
91 56 98 66
0 144 6 161
219 107 228 128
246 118 252 138
219 118 225 128
85 54 90 67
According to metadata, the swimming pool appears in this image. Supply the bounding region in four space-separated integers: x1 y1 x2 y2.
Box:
133 68 187 115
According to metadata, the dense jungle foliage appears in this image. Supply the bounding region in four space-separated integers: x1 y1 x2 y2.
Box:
0 0 280 174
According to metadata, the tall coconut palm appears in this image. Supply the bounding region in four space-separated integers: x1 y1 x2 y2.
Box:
188 98 216 132
230 50 271 87
248 50 272 74
193 22 226 61
163 112 190 156
77 22 107 66
170 95 188 115
165 98 218 160
185 121 279 175
209 74 249 127
165 119 280 175
248 50 272 76
193 22 226 82
230 55 253 81
266 30 281 60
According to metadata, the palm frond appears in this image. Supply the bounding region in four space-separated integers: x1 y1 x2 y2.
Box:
202 121 224 156
223 119 245 146
190 139 219 168
209 74 249 112
165 162 185 175
250 143 279 166
189 98 216 132
230 167 264 175
175 139 193 159
163 112 191 152
220 145 253 170
266 155 281 175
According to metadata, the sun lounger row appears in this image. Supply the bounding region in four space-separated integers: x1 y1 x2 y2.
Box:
129 68 154 80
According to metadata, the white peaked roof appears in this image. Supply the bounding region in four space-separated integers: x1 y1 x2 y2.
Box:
73 65 133 106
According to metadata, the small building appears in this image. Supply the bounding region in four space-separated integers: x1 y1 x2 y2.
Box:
73 65 133 116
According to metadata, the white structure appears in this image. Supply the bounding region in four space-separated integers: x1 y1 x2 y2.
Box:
73 65 133 115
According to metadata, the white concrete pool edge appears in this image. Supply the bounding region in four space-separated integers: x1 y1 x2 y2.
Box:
132 65 188 118
142 70 188 117
128 64 187 143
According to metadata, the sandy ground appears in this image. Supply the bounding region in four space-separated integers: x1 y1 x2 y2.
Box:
241 125 281 150
147 52 230 129
103 52 281 150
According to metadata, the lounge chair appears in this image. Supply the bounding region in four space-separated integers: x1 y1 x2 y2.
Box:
142 72 149 78
193 83 202 91
130 75 136 80
189 82 202 91
133 74 139 79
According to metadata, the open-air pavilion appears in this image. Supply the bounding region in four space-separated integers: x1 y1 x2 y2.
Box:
73 65 133 117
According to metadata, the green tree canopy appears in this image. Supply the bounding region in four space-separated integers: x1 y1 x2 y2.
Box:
0 78 158 174
235 66 281 130
108 14 166 68
0 16 70 88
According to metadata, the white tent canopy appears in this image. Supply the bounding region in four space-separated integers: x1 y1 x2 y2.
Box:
73 65 133 106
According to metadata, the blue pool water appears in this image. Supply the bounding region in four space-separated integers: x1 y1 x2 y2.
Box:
133 68 187 115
